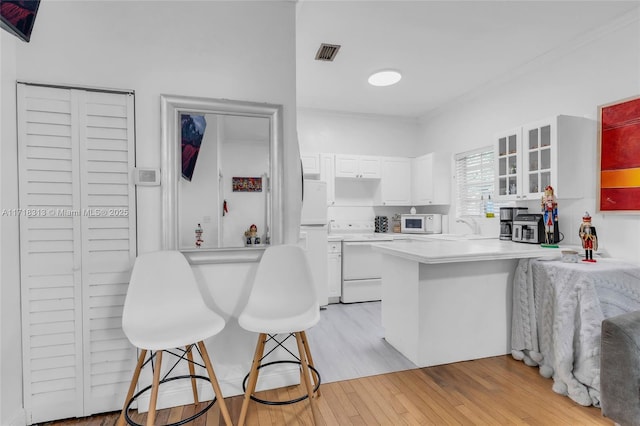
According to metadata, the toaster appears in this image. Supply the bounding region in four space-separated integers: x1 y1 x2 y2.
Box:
512 214 544 244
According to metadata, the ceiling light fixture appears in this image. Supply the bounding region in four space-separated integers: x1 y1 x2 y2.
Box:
368 70 402 87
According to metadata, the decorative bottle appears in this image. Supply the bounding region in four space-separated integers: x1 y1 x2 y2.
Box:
195 223 204 248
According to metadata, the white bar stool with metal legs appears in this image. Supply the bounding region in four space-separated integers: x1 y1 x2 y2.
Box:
238 244 321 425
117 250 232 426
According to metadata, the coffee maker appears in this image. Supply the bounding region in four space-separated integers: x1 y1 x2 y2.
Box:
499 207 528 240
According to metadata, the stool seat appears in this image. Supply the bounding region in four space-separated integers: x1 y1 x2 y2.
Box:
239 304 319 335
125 308 225 351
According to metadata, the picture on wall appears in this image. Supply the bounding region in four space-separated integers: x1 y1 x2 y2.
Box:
181 114 207 181
232 177 262 192
0 0 40 42
598 96 640 211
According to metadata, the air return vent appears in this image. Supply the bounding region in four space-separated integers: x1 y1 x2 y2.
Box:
315 43 341 61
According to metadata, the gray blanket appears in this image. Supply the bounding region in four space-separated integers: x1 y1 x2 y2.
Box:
511 258 640 406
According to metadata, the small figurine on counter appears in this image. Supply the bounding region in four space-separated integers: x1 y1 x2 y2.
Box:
195 223 204 248
245 224 259 246
541 185 559 245
579 212 598 262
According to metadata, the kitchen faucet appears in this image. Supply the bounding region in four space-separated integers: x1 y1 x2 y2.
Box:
456 217 480 235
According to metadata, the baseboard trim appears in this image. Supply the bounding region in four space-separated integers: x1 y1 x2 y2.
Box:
5 408 26 426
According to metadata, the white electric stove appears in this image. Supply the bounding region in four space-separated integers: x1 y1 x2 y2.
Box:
329 221 392 303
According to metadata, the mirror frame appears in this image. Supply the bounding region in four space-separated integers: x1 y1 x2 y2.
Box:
161 94 284 264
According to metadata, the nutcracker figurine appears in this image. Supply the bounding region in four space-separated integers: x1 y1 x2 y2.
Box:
541 185 559 245
578 212 598 262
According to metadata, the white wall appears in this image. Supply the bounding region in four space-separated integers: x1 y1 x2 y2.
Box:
1 1 298 423
419 12 640 257
297 107 419 156
1 28 23 426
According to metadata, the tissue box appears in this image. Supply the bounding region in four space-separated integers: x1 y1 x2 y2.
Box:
561 250 579 263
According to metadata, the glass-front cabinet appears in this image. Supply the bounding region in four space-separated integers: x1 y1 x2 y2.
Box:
495 128 522 200
523 120 554 199
494 115 595 202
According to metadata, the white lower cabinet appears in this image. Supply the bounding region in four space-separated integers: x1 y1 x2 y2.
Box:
327 241 342 303
17 84 137 423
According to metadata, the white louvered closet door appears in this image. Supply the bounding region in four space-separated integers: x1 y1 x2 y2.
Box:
17 83 137 424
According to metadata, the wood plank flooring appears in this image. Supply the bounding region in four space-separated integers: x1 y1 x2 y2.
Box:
38 302 613 425
40 356 612 425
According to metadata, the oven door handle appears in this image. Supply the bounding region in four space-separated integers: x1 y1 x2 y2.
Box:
343 241 377 246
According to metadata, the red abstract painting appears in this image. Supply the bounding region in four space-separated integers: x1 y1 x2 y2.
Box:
599 96 640 211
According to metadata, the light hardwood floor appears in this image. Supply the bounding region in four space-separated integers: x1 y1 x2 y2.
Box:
39 302 613 425
41 356 612 425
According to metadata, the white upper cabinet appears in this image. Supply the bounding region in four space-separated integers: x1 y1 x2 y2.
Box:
335 154 381 179
301 152 321 176
494 128 523 201
495 115 595 201
411 152 451 205
320 153 336 205
375 157 411 206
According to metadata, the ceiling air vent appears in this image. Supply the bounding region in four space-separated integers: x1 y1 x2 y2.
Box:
315 43 341 61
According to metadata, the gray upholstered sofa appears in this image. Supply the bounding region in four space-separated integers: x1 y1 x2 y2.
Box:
601 310 640 426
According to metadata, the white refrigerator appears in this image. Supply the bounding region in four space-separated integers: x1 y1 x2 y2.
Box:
299 180 329 306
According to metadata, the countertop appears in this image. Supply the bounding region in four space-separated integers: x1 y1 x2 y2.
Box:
372 238 580 264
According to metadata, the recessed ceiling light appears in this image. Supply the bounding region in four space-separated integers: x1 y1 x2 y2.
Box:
368 70 402 87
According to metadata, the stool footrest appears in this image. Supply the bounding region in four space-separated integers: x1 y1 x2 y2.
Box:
242 360 321 406
124 374 217 426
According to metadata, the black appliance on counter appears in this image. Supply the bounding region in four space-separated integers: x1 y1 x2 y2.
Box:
512 213 545 244
499 207 528 240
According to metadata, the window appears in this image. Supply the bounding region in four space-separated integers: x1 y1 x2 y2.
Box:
455 147 495 217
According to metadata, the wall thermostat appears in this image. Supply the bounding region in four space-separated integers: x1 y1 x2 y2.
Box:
134 168 161 186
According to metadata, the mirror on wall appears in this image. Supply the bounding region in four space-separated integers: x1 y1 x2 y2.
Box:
161 95 283 263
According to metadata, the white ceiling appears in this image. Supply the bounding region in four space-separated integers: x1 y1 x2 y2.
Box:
296 1 640 119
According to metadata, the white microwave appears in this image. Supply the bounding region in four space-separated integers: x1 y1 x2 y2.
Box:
400 214 442 234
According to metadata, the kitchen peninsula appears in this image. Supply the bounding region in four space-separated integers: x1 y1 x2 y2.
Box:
373 238 567 368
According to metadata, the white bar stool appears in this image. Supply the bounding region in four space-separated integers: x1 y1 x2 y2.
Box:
117 250 232 426
238 244 321 425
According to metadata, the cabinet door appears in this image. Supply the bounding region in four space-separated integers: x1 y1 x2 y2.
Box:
412 153 451 205
320 153 336 205
327 249 342 299
359 156 381 179
378 157 411 205
335 155 359 178
522 119 555 200
301 152 321 176
411 154 433 205
494 128 522 201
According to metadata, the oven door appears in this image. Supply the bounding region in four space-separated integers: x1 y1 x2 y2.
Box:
341 241 382 303
342 241 381 280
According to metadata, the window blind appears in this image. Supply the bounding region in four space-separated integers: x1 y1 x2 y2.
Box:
455 147 495 217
